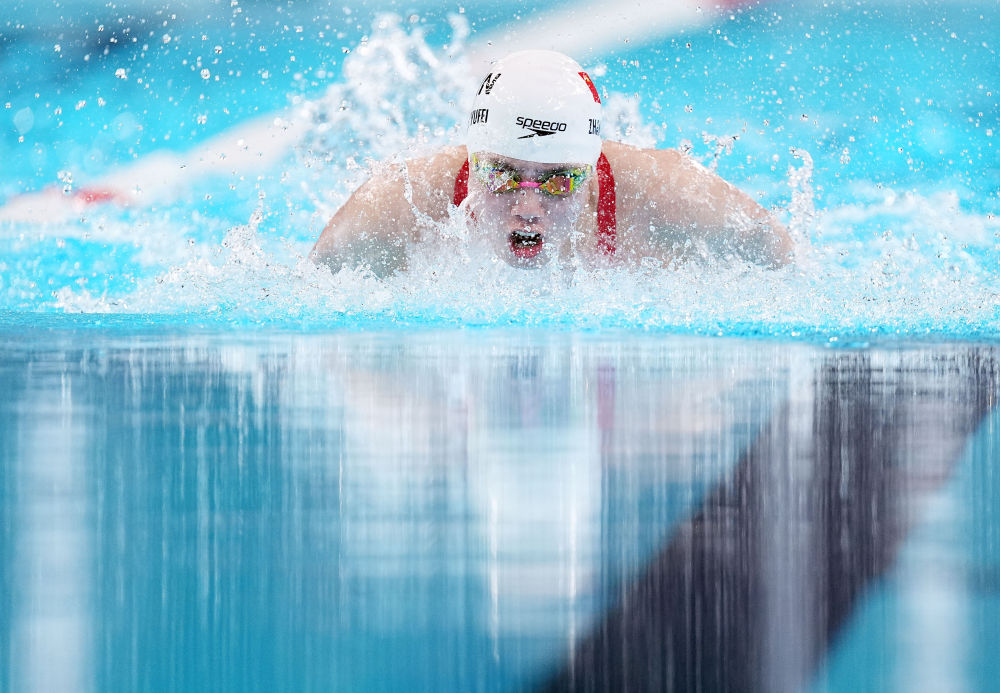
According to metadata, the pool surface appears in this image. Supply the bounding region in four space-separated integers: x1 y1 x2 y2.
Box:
2 0 1000 691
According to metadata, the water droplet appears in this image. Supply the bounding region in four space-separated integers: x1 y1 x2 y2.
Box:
115 68 128 79
201 68 211 79
13 107 34 134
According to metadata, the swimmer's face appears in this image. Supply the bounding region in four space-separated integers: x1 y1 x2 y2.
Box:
465 153 592 269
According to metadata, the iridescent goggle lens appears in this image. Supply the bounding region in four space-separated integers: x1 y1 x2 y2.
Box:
471 156 591 197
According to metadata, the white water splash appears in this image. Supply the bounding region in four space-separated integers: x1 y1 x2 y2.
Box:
292 14 474 218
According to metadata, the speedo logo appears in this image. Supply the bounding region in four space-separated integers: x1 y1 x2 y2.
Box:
515 116 568 139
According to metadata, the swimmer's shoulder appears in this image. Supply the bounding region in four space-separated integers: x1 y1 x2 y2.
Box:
403 145 469 221
601 140 696 214
601 140 687 184
599 141 677 226
600 140 709 256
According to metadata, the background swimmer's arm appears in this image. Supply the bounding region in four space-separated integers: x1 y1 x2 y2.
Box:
310 147 467 276
610 143 794 267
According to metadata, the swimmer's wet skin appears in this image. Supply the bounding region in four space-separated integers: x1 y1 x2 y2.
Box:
310 49 794 277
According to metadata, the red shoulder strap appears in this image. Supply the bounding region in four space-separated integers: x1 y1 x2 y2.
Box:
596 152 616 256
453 159 470 207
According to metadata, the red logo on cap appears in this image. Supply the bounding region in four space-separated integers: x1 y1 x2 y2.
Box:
579 72 601 104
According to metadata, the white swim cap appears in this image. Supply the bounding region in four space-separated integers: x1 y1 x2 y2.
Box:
466 50 603 166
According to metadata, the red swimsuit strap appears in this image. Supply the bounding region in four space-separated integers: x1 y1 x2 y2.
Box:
595 152 617 256
453 159 470 207
452 153 617 255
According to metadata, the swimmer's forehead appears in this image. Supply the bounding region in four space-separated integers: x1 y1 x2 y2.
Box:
475 153 589 174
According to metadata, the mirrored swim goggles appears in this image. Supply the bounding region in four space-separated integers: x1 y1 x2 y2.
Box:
471 155 591 197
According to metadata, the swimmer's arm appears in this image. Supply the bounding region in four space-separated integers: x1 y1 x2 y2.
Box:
625 146 794 267
310 163 421 277
310 147 466 276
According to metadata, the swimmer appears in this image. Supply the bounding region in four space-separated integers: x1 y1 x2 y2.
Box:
310 49 794 276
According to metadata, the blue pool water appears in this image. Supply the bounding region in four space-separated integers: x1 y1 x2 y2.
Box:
2 0 1000 691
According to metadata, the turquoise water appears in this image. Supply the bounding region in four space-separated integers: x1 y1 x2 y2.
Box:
3 0 1000 691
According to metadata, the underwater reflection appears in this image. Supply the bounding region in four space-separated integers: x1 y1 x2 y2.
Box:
543 348 998 693
6 367 93 693
0 332 997 693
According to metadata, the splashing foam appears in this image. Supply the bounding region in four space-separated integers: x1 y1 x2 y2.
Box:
292 14 473 217
49 14 1000 338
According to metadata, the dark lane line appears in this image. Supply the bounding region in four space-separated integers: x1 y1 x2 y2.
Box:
541 347 999 693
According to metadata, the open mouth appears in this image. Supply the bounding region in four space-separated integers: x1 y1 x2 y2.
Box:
508 229 544 260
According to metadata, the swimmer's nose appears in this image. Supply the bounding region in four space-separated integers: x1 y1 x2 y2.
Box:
512 188 545 219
